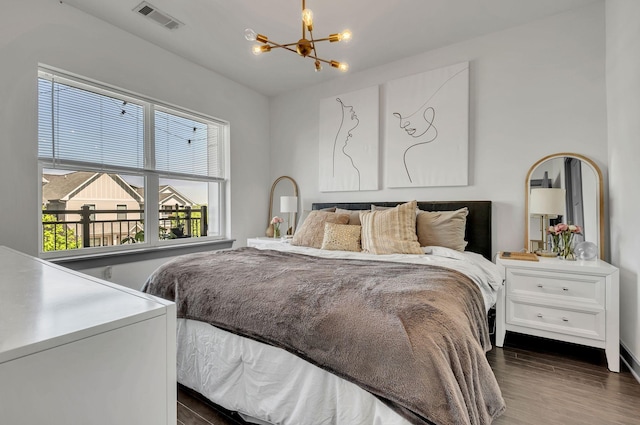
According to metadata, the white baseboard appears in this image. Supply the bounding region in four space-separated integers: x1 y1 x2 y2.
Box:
620 341 640 384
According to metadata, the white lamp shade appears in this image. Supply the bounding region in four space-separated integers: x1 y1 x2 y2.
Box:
280 196 298 213
529 188 566 216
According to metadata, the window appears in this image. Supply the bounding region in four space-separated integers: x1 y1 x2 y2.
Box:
38 68 228 256
87 204 96 221
117 205 127 221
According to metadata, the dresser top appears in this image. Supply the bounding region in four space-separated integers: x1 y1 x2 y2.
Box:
496 255 618 275
0 246 171 363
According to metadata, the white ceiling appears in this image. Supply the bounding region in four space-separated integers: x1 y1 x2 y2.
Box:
62 0 600 97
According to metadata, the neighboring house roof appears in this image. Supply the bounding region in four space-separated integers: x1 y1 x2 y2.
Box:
42 172 193 206
42 171 98 202
159 185 195 206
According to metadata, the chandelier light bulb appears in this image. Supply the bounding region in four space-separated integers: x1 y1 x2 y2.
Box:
244 28 257 41
302 9 313 29
339 29 352 42
330 60 349 72
314 60 322 72
252 45 271 55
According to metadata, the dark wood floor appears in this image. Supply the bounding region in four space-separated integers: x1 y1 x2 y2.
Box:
177 334 640 425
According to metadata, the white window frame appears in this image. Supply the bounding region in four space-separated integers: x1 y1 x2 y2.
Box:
38 66 229 259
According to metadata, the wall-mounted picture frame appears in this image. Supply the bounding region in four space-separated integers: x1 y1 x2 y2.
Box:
384 62 469 188
319 85 379 192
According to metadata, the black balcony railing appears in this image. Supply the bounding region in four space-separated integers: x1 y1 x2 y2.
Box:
42 205 208 252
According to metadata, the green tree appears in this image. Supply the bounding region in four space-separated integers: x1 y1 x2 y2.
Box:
42 213 79 251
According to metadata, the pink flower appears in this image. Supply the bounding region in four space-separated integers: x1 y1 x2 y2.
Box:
271 216 284 225
556 223 569 232
568 224 582 234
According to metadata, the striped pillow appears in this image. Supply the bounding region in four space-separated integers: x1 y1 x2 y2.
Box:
360 201 423 255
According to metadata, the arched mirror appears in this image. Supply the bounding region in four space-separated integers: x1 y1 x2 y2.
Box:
267 176 299 237
525 153 604 259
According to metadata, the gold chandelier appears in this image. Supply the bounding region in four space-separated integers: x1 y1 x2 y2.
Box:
244 0 351 72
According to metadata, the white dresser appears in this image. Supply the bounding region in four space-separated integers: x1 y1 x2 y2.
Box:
0 246 176 424
495 256 619 372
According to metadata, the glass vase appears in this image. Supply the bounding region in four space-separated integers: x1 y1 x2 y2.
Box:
273 226 280 239
551 235 560 255
560 234 576 260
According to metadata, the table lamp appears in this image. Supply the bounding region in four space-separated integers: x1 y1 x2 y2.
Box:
529 188 566 255
280 196 298 236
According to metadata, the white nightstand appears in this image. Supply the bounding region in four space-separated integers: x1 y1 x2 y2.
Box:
247 237 291 249
495 256 620 372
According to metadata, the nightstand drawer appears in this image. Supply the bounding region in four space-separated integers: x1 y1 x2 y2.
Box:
506 268 604 308
506 299 605 341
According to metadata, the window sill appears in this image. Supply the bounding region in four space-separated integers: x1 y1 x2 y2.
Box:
48 239 235 270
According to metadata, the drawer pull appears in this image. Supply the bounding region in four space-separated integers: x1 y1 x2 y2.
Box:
536 313 569 322
535 284 569 292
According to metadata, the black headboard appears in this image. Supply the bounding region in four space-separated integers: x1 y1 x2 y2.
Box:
312 201 492 260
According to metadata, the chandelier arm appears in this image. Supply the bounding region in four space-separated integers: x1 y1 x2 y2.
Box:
309 56 332 65
309 36 332 43
265 39 300 52
267 41 299 48
267 44 300 55
307 29 321 63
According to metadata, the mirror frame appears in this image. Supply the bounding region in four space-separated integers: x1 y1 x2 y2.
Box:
524 152 604 259
267 176 299 236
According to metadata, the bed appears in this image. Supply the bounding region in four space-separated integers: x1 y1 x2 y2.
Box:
143 200 506 425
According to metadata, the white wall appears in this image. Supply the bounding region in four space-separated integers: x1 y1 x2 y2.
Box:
80 258 173 291
269 3 607 255
0 1 270 270
606 0 640 372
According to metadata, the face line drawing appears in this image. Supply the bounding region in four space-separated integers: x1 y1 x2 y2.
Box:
332 97 362 190
391 66 467 183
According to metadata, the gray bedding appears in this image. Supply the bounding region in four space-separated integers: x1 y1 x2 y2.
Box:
143 247 505 425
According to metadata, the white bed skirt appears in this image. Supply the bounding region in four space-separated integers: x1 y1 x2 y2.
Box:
177 318 411 425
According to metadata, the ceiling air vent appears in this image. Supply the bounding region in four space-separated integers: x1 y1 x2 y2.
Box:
133 2 183 30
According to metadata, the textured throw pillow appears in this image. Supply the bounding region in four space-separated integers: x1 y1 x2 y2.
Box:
292 211 349 248
335 208 366 226
360 201 423 255
321 222 362 252
416 207 468 251
296 207 336 232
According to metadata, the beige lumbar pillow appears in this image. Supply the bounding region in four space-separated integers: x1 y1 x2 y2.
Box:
359 201 422 255
321 222 362 252
292 211 349 249
416 207 468 251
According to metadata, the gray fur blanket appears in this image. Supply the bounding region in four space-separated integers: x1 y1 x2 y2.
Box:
143 247 505 425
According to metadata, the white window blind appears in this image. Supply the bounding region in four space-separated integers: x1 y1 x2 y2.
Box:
154 109 223 179
38 75 144 171
39 70 225 180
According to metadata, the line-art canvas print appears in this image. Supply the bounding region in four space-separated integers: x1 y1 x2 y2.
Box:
319 85 379 192
385 62 469 188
